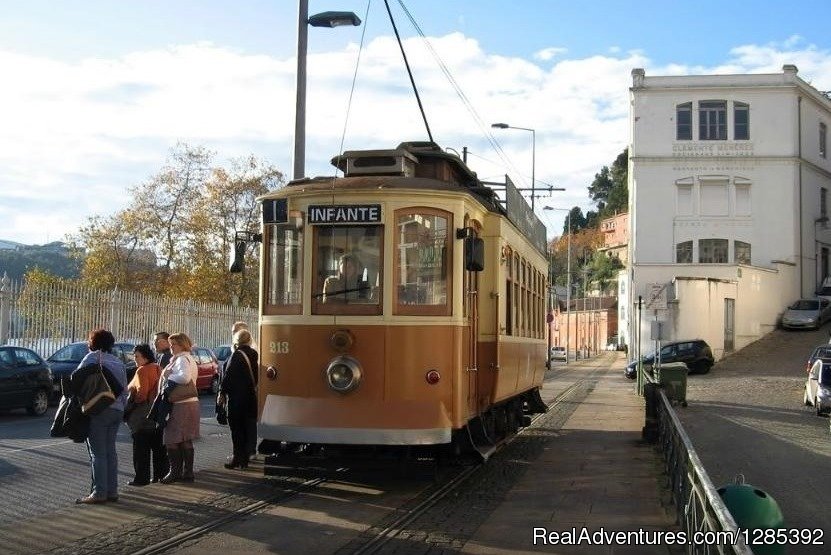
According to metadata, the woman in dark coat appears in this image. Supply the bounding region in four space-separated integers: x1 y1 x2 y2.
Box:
218 328 258 469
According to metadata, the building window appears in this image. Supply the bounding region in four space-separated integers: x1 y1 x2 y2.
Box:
676 183 693 215
735 183 751 216
699 238 729 263
700 181 729 216
676 102 692 140
821 122 827 158
734 102 749 140
676 241 693 263
699 100 727 140
735 241 751 265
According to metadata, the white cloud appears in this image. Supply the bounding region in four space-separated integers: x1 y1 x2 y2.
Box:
2 34 831 245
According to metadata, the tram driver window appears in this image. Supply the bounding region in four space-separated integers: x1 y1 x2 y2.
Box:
312 225 382 315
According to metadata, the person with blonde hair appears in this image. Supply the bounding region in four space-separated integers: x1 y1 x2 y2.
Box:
159 332 200 483
218 328 258 469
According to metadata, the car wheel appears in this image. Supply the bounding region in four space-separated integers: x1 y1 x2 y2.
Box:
210 376 220 395
27 389 49 416
816 398 824 417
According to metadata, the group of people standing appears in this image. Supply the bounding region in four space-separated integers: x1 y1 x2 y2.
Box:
74 322 258 505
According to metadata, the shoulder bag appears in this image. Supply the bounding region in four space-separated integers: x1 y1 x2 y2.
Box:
80 354 117 415
168 380 198 402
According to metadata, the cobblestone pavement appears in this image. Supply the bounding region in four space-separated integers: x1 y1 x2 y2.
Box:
0 395 236 526
676 325 831 554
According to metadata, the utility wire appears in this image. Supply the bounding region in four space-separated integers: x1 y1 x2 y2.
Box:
383 0 433 142
395 0 526 186
334 0 373 182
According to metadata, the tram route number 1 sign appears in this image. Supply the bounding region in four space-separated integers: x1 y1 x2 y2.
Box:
645 282 669 310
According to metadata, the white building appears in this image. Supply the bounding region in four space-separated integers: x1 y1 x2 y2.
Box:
626 65 831 361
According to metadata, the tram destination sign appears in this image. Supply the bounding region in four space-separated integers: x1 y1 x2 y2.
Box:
308 204 382 225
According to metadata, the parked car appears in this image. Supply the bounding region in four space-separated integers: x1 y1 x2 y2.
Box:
549 346 567 362
816 277 831 302
0 346 53 416
46 341 137 404
805 344 831 373
213 345 232 365
192 346 220 394
624 339 714 379
805 358 831 416
781 298 831 330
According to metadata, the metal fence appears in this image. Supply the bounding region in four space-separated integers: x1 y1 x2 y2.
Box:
644 380 752 554
0 273 257 358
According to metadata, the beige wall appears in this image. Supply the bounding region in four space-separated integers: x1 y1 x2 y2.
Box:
630 262 798 361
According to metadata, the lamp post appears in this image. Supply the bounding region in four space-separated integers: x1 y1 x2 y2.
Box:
491 123 536 210
294 0 361 180
544 206 571 364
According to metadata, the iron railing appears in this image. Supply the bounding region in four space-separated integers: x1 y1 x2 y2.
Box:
0 274 257 357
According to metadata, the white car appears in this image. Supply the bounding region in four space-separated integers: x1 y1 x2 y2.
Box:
805 358 831 416
550 346 567 361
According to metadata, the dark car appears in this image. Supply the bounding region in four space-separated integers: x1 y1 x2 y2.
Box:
214 345 232 364
47 341 137 404
192 347 220 394
805 344 831 373
0 346 53 416
625 339 714 379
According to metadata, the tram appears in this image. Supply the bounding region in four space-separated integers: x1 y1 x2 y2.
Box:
236 141 550 459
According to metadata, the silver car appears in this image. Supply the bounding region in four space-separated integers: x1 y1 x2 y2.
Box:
781 298 831 330
805 358 831 416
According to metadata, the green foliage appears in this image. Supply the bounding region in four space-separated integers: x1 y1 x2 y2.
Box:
586 251 624 294
587 148 628 218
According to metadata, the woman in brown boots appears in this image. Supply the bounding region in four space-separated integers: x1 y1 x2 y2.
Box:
159 332 200 483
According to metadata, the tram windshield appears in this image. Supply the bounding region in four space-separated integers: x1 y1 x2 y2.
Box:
313 225 382 314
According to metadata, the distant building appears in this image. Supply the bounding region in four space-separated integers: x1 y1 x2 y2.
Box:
627 65 831 361
598 212 628 265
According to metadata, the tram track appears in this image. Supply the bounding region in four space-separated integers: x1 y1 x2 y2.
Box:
129 369 600 555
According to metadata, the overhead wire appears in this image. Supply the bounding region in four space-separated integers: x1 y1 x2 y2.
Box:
394 0 527 187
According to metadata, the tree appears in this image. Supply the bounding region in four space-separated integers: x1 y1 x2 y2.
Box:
586 251 624 294
72 144 284 306
587 148 628 218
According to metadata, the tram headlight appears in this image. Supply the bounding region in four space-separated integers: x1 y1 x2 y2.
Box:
325 355 362 393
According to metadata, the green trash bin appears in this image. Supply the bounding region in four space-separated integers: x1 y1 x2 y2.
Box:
656 362 688 405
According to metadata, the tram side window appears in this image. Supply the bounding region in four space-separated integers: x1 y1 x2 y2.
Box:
394 208 452 316
264 222 303 315
312 225 382 315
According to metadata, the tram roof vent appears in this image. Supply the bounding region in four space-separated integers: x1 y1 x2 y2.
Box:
332 148 418 177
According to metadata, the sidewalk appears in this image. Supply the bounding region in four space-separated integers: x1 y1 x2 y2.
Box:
462 351 678 554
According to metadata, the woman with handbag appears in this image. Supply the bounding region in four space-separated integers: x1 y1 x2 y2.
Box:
126 344 168 486
159 333 200 484
75 329 127 504
218 328 258 469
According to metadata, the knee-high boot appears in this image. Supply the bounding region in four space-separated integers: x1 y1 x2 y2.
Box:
160 447 182 484
181 447 195 483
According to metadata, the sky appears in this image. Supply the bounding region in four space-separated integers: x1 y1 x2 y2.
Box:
4 0 831 246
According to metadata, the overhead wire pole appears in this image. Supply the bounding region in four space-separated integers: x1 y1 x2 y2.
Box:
384 0 433 142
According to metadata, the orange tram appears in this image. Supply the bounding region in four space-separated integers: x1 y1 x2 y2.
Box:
246 141 550 462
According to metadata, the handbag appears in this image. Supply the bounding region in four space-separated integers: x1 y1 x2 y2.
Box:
50 395 71 437
168 380 198 402
215 402 228 425
80 358 117 415
126 401 156 433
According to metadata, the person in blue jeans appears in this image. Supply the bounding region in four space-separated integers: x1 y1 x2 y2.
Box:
75 328 128 505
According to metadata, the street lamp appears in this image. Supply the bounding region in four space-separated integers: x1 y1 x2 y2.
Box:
544 206 571 364
491 123 536 210
294 0 361 180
